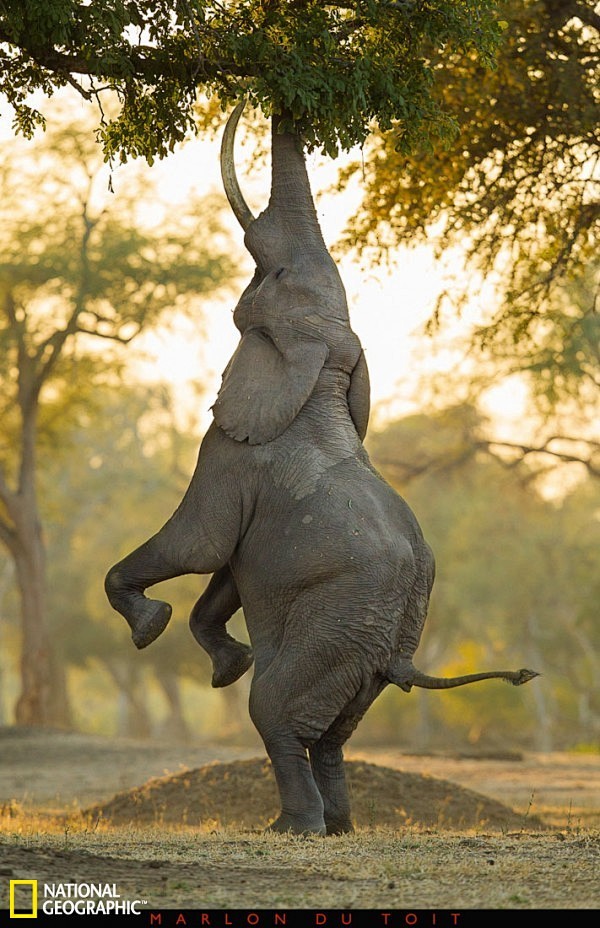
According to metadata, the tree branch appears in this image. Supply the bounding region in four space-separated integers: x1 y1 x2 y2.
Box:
32 203 99 395
0 515 18 555
483 437 600 477
0 25 251 86
74 325 140 344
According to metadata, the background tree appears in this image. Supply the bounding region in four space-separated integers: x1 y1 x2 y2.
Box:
6 2 594 473
342 0 598 323
0 116 231 726
338 0 599 473
366 405 600 751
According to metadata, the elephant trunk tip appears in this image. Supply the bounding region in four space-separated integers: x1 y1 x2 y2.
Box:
511 668 540 686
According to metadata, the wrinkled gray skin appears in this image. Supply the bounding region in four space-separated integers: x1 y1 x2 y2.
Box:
105 106 538 836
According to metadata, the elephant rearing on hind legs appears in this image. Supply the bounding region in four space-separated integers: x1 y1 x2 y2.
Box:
105 104 538 836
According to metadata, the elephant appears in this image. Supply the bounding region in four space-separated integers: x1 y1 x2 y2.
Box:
105 104 538 836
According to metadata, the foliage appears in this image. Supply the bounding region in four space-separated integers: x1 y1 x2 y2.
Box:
0 1 505 161
472 265 600 427
339 0 600 351
0 113 230 496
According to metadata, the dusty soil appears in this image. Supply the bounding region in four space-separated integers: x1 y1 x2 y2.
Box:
86 757 548 832
0 728 598 912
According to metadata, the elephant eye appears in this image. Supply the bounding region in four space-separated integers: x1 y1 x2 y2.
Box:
275 267 286 279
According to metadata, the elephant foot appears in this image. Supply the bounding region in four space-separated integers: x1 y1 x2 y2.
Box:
265 813 326 836
105 566 173 649
130 600 173 650
325 818 354 836
211 641 254 688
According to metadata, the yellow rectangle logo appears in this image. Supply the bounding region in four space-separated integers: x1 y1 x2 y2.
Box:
9 880 37 918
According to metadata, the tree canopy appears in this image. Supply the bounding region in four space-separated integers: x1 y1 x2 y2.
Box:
0 0 504 160
340 0 599 342
330 0 599 476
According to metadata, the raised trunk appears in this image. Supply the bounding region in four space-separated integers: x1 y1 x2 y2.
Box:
243 121 328 270
268 119 324 240
222 106 337 280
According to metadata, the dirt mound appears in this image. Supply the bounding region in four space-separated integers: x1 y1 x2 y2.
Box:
86 757 547 832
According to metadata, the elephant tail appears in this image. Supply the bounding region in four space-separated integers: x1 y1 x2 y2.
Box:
387 656 539 693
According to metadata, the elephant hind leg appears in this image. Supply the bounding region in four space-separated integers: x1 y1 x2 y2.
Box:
262 736 326 836
249 677 325 835
309 676 386 835
189 565 253 687
309 741 352 835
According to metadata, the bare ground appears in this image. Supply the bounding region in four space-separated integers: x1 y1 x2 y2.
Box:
0 727 598 912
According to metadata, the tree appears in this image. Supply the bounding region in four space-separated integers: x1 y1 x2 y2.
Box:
339 0 599 390
0 1 504 161
0 116 231 726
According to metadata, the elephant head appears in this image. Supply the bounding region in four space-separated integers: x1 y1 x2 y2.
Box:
214 103 369 445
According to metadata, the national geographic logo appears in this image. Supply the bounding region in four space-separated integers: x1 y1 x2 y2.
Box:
7 880 146 917
9 880 37 918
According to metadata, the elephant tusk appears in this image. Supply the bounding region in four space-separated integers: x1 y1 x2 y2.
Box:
220 101 255 232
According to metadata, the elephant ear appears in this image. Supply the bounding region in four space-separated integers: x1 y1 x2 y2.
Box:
213 326 329 444
347 349 370 441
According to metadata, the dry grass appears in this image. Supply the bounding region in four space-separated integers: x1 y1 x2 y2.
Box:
1 803 598 910
1 731 598 911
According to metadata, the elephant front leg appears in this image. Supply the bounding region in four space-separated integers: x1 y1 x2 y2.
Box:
189 565 253 687
105 536 178 649
105 430 245 649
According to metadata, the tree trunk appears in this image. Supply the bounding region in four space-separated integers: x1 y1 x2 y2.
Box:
12 525 71 727
106 660 153 739
526 613 553 751
3 352 73 728
156 672 190 743
0 559 12 724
